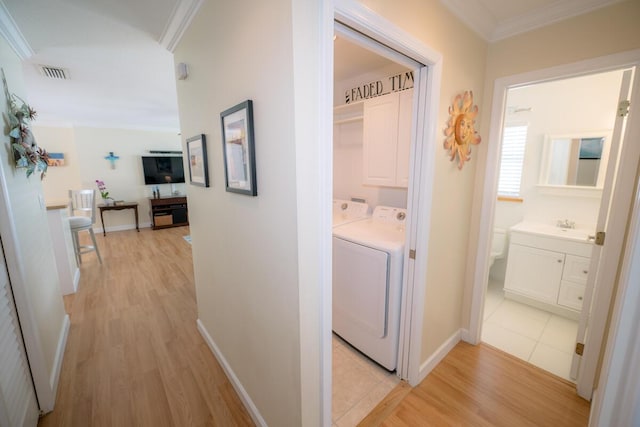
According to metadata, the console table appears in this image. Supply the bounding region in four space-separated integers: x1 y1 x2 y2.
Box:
98 202 140 236
150 196 189 229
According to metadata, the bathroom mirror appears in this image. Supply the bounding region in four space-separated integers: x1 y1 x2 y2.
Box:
539 131 611 189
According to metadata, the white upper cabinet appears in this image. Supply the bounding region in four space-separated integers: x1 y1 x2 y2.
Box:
362 89 413 188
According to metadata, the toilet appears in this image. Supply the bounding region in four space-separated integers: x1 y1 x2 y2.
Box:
489 228 507 268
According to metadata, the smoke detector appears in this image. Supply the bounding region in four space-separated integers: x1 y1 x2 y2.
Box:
38 65 69 80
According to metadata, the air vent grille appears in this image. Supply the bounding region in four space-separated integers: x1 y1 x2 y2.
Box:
38 65 69 80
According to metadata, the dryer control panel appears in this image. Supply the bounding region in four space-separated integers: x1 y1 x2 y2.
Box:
372 206 407 226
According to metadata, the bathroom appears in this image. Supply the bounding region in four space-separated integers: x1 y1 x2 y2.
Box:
482 68 627 381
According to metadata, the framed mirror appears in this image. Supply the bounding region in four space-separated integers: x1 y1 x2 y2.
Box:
539 131 611 189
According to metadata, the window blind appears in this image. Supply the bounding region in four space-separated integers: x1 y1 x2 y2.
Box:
498 125 528 197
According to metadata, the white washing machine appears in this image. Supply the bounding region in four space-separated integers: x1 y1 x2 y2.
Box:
332 199 370 227
332 205 407 370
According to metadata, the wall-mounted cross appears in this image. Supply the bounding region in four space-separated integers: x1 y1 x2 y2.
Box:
104 151 120 169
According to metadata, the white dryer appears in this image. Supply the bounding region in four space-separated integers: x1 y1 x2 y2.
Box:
332 205 407 370
332 199 370 227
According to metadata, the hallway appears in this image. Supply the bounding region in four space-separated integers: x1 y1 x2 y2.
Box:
38 227 253 426
37 227 592 426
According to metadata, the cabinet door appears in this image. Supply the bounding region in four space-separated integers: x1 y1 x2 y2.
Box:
562 254 590 284
504 244 565 304
558 280 585 311
362 92 400 186
395 89 413 187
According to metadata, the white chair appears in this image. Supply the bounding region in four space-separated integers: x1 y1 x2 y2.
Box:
68 189 102 264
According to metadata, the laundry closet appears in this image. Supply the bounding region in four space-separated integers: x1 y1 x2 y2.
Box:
482 69 627 383
330 35 415 424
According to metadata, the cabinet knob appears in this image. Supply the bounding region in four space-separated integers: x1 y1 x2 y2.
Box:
557 259 563 263
583 270 588 274
578 296 583 301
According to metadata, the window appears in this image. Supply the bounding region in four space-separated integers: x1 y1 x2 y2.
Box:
498 125 528 198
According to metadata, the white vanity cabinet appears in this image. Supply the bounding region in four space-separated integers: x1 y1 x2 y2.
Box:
362 89 413 188
504 224 593 318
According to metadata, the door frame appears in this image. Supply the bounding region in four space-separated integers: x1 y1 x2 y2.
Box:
330 0 443 395
466 49 640 397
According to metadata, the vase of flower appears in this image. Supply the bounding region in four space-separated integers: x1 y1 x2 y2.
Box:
96 180 113 205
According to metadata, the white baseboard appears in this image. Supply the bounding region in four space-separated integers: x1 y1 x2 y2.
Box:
72 267 80 293
50 314 70 402
95 222 152 234
417 329 461 384
196 319 266 427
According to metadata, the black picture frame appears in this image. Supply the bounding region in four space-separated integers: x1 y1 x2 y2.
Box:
186 134 209 187
221 100 257 196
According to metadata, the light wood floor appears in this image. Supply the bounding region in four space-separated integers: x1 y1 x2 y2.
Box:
359 342 590 427
39 227 254 427
40 227 591 427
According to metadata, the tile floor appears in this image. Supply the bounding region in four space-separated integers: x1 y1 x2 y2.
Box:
482 280 579 381
332 334 400 427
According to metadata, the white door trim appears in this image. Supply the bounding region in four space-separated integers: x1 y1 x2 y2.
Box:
576 65 640 399
332 0 442 390
466 49 640 398
589 167 640 426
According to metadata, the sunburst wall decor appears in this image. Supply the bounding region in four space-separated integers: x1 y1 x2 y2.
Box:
444 90 481 170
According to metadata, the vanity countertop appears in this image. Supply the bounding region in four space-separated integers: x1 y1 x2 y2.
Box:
510 221 595 244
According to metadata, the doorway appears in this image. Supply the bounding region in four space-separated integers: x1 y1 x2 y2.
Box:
467 51 640 401
327 6 443 423
331 33 413 425
481 70 626 381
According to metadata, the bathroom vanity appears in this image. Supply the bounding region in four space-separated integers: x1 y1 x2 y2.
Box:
504 221 594 320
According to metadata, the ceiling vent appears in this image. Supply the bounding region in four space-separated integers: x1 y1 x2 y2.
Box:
38 65 69 80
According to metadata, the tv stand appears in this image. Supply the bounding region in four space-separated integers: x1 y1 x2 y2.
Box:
150 196 189 229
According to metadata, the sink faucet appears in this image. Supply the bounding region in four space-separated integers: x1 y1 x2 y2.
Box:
557 219 576 229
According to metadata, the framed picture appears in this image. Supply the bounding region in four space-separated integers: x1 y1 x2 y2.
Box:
186 134 209 187
221 100 257 196
47 152 65 166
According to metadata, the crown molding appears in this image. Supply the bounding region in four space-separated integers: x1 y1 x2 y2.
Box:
441 0 625 43
491 0 625 42
439 0 496 41
158 0 203 52
0 0 33 59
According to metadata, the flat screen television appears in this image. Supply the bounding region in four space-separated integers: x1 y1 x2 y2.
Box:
141 156 185 184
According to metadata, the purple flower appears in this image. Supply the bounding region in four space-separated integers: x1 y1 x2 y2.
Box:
95 180 109 199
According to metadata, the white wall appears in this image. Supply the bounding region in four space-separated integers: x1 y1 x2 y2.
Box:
34 126 81 203
174 0 305 424
0 34 67 407
490 70 624 281
334 63 410 209
497 71 623 228
36 126 183 230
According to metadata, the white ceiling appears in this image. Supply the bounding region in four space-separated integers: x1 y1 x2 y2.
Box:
0 0 624 131
1 0 189 131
